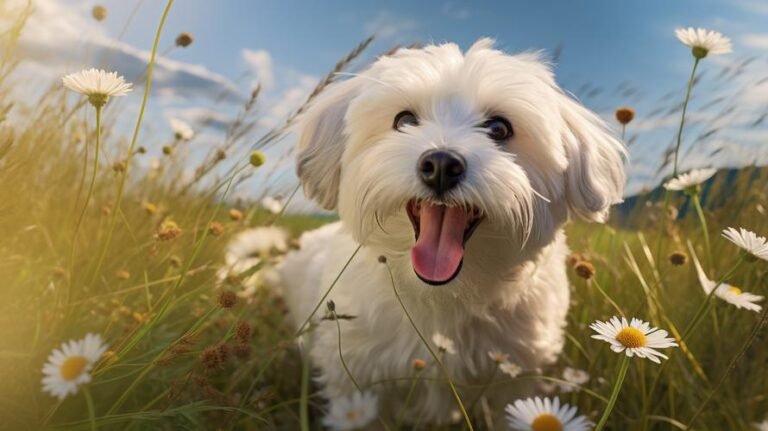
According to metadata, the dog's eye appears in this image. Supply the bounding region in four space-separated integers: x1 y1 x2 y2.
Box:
481 116 514 142
394 111 419 130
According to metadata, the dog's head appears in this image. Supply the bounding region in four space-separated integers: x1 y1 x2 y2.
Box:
297 39 625 286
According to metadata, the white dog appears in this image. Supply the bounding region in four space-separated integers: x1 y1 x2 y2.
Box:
274 39 625 426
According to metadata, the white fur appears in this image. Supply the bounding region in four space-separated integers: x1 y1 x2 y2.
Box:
274 39 625 426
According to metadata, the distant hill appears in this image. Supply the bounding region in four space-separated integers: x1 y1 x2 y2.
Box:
612 166 768 228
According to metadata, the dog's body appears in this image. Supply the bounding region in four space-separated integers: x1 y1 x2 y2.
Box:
273 39 625 425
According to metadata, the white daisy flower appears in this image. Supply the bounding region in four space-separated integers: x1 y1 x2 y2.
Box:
431 332 456 354
690 245 764 312
663 168 716 192
560 367 590 393
722 227 768 262
41 333 108 400
590 317 678 364
217 227 288 297
261 196 283 214
499 361 522 378
62 68 132 107
322 391 378 431
675 27 732 59
169 118 194 141
488 350 509 364
506 396 591 431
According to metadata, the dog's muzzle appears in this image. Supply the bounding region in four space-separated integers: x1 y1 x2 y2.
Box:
417 149 466 196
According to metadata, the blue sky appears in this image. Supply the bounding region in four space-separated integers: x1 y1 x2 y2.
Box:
6 0 768 209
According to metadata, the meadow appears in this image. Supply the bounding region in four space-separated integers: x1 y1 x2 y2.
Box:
1 3 767 430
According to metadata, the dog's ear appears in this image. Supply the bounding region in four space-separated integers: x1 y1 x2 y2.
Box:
296 77 362 210
559 93 626 223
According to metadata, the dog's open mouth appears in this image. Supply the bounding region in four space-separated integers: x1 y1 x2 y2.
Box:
406 200 482 286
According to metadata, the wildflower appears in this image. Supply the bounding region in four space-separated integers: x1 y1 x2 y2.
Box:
431 332 456 354
209 222 225 236
322 391 378 431
669 251 687 266
115 269 130 280
143 202 157 215
663 168 716 192
615 107 635 125
261 196 283 214
200 346 224 370
573 261 595 280
590 316 678 363
62 68 132 108
235 321 251 344
217 227 289 296
136 146 147 154
690 248 763 312
506 396 591 431
499 361 522 378
675 27 732 59
218 290 238 308
91 5 107 21
722 227 768 262
249 151 266 167
229 209 244 222
412 358 426 370
41 334 108 400
488 350 509 364
560 367 590 393
155 219 181 241
175 32 194 48
170 118 194 141
162 145 173 156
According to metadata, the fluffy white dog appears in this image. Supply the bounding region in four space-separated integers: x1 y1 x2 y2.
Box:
274 38 625 426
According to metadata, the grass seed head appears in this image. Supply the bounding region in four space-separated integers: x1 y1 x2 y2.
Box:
217 290 238 309
208 222 224 236
175 32 194 48
91 5 107 21
669 251 687 266
615 107 635 125
249 151 266 167
574 260 595 280
229 209 243 222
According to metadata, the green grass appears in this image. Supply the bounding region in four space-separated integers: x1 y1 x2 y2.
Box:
1 3 767 431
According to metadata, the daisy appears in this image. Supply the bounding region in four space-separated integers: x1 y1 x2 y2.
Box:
663 168 716 192
499 361 523 378
488 350 509 364
590 316 678 364
722 227 768 262
675 27 732 59
506 396 591 431
560 367 590 393
62 68 132 108
41 333 108 400
217 227 288 296
690 246 764 312
169 118 194 141
431 332 456 354
322 391 378 431
261 196 283 214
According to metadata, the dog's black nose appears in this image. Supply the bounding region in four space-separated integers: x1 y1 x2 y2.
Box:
417 149 466 195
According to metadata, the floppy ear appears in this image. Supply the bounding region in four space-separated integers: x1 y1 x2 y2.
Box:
296 77 362 210
559 93 627 223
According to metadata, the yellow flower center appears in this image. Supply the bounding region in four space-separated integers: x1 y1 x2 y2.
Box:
615 327 647 349
727 286 742 295
531 413 563 431
60 356 88 381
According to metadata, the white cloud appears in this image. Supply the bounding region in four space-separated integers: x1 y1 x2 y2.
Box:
364 11 418 42
441 3 470 20
242 49 275 89
164 107 231 131
742 33 768 49
4 0 241 104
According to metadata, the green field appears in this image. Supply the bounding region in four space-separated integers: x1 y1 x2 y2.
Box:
1 3 767 431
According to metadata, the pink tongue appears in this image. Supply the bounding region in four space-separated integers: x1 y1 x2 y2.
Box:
411 203 468 283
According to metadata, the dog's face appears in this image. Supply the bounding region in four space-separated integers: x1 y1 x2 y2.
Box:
297 39 625 286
